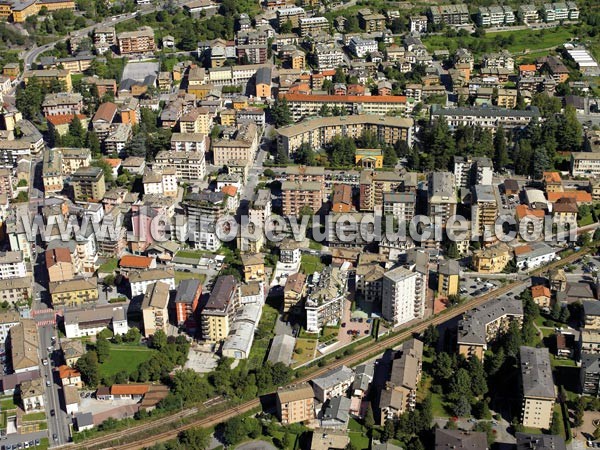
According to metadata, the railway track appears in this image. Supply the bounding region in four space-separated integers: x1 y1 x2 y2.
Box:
77 248 587 450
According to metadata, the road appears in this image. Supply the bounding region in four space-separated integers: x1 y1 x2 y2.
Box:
66 249 588 450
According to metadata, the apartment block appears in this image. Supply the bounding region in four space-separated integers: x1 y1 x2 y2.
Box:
0 276 32 306
315 43 346 70
174 279 202 326
520 346 555 429
42 92 83 117
276 383 315 424
23 69 72 92
154 151 205 182
42 147 63 193
431 105 540 132
0 251 26 280
277 115 412 156
453 156 493 189
117 26 156 55
276 6 306 28
299 17 329 37
305 267 346 333
64 305 128 338
477 6 515 26
571 152 600 177
141 281 170 338
94 26 116 53
282 181 323 216
458 298 523 360
427 172 457 227
381 266 425 327
311 365 354 402
212 122 259 167
428 4 470 25
519 4 540 23
201 275 239 342
358 9 386 32
472 185 498 239
142 167 177 198
48 277 98 307
71 166 106 201
437 259 459 297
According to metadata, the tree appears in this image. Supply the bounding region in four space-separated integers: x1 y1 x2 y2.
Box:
532 146 551 179
449 368 472 401
432 352 454 381
150 329 168 350
221 417 247 446
125 133 147 158
76 351 99 386
559 305 571 323
91 159 114 184
557 105 583 151
87 131 101 158
422 325 439 348
503 320 522 357
468 356 488 397
327 135 356 166
295 142 316 165
549 410 562 436
363 403 375 429
66 116 86 147
382 419 395 441
270 98 293 127
420 119 455 170
103 274 115 286
95 336 110 363
574 397 585 427
453 396 472 417
124 327 141 343
280 19 293 33
333 67 346 84
445 241 459 259
551 300 562 321
383 146 398 167
493 125 508 170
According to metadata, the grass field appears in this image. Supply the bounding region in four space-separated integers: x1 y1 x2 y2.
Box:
423 27 575 56
22 412 47 422
98 258 118 273
98 345 156 378
174 250 206 260
0 396 16 410
248 304 279 370
292 338 317 368
300 254 324 275
174 270 206 284
349 431 370 450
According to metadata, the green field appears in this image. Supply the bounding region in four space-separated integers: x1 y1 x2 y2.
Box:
300 255 324 275
423 27 575 56
98 345 156 378
22 412 47 422
174 271 207 284
98 258 118 273
174 250 206 260
248 304 279 370
291 338 317 368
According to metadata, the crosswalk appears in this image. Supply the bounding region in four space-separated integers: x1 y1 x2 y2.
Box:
32 308 53 317
36 319 56 327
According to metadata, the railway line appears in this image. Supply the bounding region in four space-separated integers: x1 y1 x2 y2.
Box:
72 248 588 450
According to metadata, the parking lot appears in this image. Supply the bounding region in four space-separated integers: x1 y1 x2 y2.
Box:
184 345 219 373
1 436 45 450
460 278 503 298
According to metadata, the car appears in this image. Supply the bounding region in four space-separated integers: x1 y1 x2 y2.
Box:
34 441 39 447
42 359 47 366
46 380 51 387
46 346 52 352
52 435 57 442
341 322 346 328
366 319 372 323
27 443 32 448
50 409 55 416
364 330 369 334
347 330 352 335
23 443 28 449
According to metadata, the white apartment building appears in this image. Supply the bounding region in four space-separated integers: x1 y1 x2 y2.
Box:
170 133 208 153
381 267 425 327
409 16 428 33
382 193 415 223
453 156 493 188
311 365 355 402
571 152 600 176
305 267 346 333
0 251 26 280
315 43 346 70
154 151 206 182
129 268 176 297
0 311 20 344
348 36 378 58
477 6 515 26
142 168 177 198
519 4 540 23
299 17 329 37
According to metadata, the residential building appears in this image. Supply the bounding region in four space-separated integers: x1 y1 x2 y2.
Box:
280 238 302 265
48 277 98 307
141 281 170 338
348 37 377 58
142 167 177 198
183 190 227 251
497 88 518 108
457 297 523 360
282 181 323 216
472 242 512 274
61 339 85 367
382 193 415 223
0 276 33 306
381 266 425 327
583 300 600 330
276 6 306 28
179 107 213 135
94 26 116 53
42 92 83 117
409 16 428 33
277 115 412 156
42 147 63 193
320 395 351 428
358 9 386 31
19 379 44 412
428 4 470 25
170 133 209 153
174 279 202 326
380 340 423 423
23 69 72 92
276 383 315 424
280 94 409 123
71 166 106 201
315 43 346 70
431 105 540 132
58 365 82 388
129 267 176 297
472 185 498 239
0 311 20 344
516 433 566 450
311 365 354 402
212 122 259 167
241 253 265 283
59 148 91 175
355 254 387 304
520 346 556 429
477 6 515 26
571 152 600 177
453 156 493 189
305 267 347 333
427 172 457 227
435 429 488 450
9 319 39 373
531 285 552 309
515 243 557 271
331 184 353 213
201 275 238 342
519 4 540 23
283 272 305 313
117 26 156 54
299 17 329 37
46 248 75 282
221 302 262 359
63 305 128 338
0 251 26 280
437 260 459 297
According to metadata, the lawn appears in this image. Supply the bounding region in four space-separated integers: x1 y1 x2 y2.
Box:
308 240 323 250
248 304 279 370
300 254 324 275
174 250 206 260
174 270 206 284
98 345 156 378
0 397 16 410
98 258 118 273
22 412 47 422
578 214 594 227
551 354 578 367
291 338 317 368
423 26 575 56
430 391 452 418
349 431 370 450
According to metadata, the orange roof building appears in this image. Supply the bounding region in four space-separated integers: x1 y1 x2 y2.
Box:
58 365 80 379
531 285 552 308
514 245 532 256
516 204 545 220
547 191 592 204
46 113 87 126
119 255 155 270
110 384 149 396
221 185 238 197
519 64 536 76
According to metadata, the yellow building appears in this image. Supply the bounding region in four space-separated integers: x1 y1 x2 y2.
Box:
220 109 237 126
141 281 170 338
496 88 517 109
200 275 238 342
543 171 563 193
48 277 98 307
232 96 249 110
291 51 305 70
11 0 38 23
2 62 20 78
187 84 212 100
23 69 72 92
355 148 383 169
241 253 265 283
276 383 315 424
39 0 76 13
472 242 512 274
0 2 12 20
437 260 459 297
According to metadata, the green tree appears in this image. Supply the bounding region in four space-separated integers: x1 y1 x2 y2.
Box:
363 403 375 429
503 320 522 357
549 410 562 436
270 98 293 127
493 125 509 170
150 329 168 350
86 131 101 158
221 417 247 446
124 327 141 343
382 419 395 441
421 119 455 170
91 159 114 184
453 396 471 417
95 336 110 363
179 428 211 449
328 135 356 166
295 142 316 165
557 105 583 151
76 351 99 386
66 115 86 147
449 368 472 401
468 356 488 397
280 19 293 33
432 352 454 381
383 146 398 167
422 325 439 348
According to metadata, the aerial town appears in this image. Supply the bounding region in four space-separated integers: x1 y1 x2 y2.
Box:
0 0 598 448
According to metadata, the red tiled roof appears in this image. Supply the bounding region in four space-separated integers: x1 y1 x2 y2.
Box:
104 158 122 168
221 185 238 197
45 248 72 267
543 171 562 183
46 114 87 126
514 245 532 256
119 255 154 269
280 93 407 103
58 365 80 379
548 191 591 204
531 285 551 298
92 102 117 123
110 384 149 395
516 204 545 220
